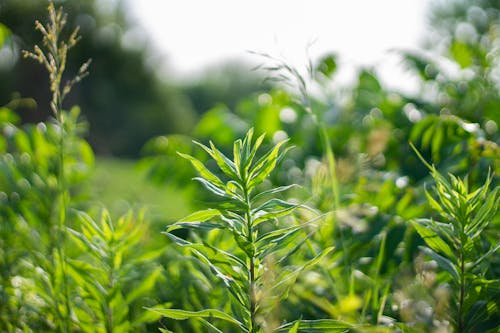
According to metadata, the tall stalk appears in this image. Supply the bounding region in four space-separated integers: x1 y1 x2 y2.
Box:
23 2 90 331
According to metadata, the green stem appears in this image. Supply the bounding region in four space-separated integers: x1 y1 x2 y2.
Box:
243 185 257 333
458 249 465 333
53 36 71 333
319 125 340 215
106 267 115 333
318 124 350 275
249 257 256 333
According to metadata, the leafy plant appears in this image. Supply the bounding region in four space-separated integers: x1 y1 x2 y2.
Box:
151 128 349 332
67 210 167 332
20 2 91 331
412 148 499 332
0 3 168 332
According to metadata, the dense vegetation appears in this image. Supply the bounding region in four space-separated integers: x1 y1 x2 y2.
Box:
1 1 499 332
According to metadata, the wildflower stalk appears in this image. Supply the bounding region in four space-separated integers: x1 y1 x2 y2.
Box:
23 2 90 331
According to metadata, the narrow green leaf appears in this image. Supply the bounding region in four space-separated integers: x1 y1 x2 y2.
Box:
419 246 459 281
244 132 266 173
258 228 304 259
199 318 225 333
179 152 224 187
253 199 300 226
193 177 227 197
165 233 247 272
166 209 225 232
472 241 500 268
226 180 244 200
254 198 297 212
287 320 301 333
412 220 454 258
274 319 352 332
233 139 243 176
180 209 221 223
251 184 298 203
145 308 244 328
164 232 193 246
195 140 238 179
159 329 173 333
248 139 288 188
134 302 173 326
256 223 305 244
75 210 106 239
466 187 498 239
166 220 226 232
190 248 249 308
234 230 255 258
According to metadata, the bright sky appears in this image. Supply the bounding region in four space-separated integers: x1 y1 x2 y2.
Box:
128 0 431 92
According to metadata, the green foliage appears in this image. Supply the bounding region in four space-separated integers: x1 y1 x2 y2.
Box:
0 0 197 156
2 1 500 332
1 4 164 332
158 129 347 332
412 150 499 332
68 210 166 332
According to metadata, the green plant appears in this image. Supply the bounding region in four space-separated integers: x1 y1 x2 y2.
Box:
20 3 90 331
412 148 499 332
0 4 170 332
67 209 167 332
150 129 350 332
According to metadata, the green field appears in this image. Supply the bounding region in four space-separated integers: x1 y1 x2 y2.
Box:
90 157 193 222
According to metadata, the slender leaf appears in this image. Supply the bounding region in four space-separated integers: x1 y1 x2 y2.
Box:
419 246 460 281
275 319 352 332
412 219 454 258
146 308 245 329
179 152 224 187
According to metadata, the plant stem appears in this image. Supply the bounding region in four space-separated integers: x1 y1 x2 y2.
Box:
243 184 257 333
458 249 465 333
249 257 256 332
52 19 71 333
106 268 115 333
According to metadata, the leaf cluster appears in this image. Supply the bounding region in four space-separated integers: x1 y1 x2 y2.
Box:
412 150 499 332
158 129 345 332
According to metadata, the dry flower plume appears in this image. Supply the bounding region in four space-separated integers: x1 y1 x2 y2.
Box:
23 1 91 118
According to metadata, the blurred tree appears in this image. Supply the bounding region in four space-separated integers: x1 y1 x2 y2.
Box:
0 0 196 156
182 60 270 115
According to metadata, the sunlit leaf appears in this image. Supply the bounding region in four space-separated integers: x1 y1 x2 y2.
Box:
274 319 352 332
146 308 245 329
178 152 224 187
412 219 454 258
419 246 459 281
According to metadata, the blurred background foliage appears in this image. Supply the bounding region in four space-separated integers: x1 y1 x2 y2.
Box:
1 0 499 331
0 0 267 157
